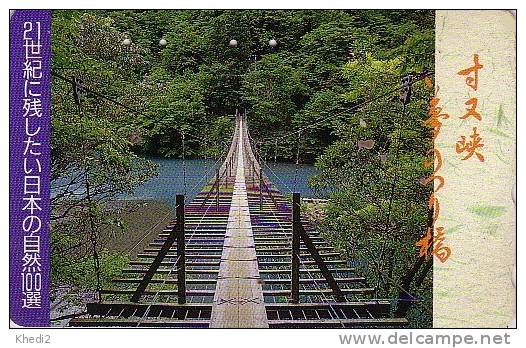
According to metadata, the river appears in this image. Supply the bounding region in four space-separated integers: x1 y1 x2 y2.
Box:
128 157 322 206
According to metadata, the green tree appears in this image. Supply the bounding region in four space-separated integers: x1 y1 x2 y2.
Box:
51 11 158 292
310 52 434 327
241 53 308 138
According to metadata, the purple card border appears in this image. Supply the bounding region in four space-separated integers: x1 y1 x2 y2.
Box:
9 9 52 327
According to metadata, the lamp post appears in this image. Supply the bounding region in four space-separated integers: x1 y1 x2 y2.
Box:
346 46 355 61
121 37 168 47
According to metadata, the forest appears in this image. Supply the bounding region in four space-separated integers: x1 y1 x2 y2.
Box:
51 10 435 327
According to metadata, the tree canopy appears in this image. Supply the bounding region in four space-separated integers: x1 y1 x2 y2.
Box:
52 10 434 160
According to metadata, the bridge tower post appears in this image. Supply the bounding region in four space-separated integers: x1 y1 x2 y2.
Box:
252 162 256 188
291 192 301 303
224 161 228 189
259 168 263 211
129 194 186 304
216 168 220 211
176 194 186 305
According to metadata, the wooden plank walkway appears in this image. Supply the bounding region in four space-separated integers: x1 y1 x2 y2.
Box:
210 117 268 328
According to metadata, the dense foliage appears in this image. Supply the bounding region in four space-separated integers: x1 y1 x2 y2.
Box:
51 10 435 326
52 10 433 160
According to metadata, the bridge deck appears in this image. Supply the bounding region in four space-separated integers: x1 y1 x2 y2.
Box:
210 117 268 328
68 113 408 328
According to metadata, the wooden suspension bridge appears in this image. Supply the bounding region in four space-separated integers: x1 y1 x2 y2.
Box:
69 113 409 328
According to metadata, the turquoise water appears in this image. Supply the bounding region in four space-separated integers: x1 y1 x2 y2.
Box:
129 157 320 206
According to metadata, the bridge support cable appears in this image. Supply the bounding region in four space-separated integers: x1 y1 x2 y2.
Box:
181 131 187 196
241 115 280 209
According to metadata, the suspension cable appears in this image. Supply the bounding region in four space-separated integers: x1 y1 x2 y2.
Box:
293 130 301 192
181 131 187 197
256 71 433 147
52 71 206 144
247 133 294 194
